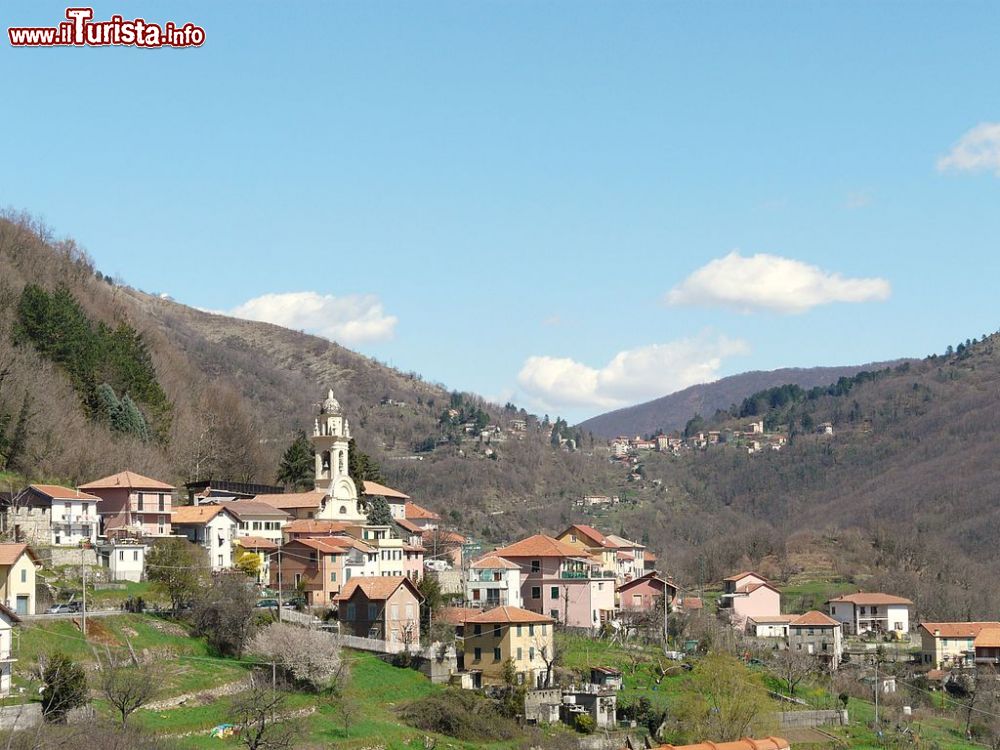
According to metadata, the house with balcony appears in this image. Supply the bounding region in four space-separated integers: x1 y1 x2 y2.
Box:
211 500 290 546
919 622 1000 668
7 484 100 546
827 592 912 636
603 534 646 581
788 611 843 669
718 571 781 629
80 470 174 537
462 606 555 687
493 534 616 630
274 537 353 607
467 555 522 609
171 505 239 571
556 524 618 576
233 536 277 585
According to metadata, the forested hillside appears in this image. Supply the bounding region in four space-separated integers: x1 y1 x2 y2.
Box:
577 362 903 438
0 213 628 544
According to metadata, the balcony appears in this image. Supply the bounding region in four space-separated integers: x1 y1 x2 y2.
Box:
560 571 588 579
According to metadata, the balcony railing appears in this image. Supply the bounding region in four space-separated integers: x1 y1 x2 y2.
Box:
561 571 588 579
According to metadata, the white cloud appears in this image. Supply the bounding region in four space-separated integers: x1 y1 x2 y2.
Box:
517 334 750 411
937 122 1000 175
229 291 397 344
665 251 891 314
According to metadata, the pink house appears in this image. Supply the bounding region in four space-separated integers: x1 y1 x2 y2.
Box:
718 571 781 629
79 470 174 537
493 534 616 631
617 571 679 613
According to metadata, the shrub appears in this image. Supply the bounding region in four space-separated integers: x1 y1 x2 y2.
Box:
39 652 88 723
399 689 519 741
574 713 596 734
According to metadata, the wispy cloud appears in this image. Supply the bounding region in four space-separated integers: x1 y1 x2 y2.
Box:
665 251 891 314
516 334 750 411
228 291 397 344
937 122 1000 176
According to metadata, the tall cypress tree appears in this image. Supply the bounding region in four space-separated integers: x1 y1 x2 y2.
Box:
276 431 314 490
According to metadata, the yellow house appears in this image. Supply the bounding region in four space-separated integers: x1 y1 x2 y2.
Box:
463 606 555 687
0 544 41 615
920 622 1000 668
556 524 617 575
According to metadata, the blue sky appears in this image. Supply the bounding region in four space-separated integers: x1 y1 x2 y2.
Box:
3 2 999 423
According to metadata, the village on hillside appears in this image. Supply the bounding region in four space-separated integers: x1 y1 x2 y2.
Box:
0 389 994 749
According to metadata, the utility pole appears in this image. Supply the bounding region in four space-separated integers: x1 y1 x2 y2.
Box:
81 566 87 637
276 547 283 623
873 657 879 729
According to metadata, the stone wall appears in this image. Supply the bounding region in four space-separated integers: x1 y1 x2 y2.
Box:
778 709 848 728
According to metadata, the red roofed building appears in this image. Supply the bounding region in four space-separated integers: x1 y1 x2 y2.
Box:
789 611 843 669
462 606 555 687
337 575 423 644
826 592 912 636
719 572 781 630
920 622 1000 668
79 470 174 537
617 571 679 614
467 555 522 609
10 484 101 547
493 535 615 630
650 737 789 750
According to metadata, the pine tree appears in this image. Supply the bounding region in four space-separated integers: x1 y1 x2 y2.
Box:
276 431 314 490
365 495 393 526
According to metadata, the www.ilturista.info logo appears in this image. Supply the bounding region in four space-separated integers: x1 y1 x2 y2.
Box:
8 7 205 48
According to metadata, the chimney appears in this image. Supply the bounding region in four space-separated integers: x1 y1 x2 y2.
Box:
935 629 941 637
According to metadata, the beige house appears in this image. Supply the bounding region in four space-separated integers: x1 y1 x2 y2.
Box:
920 622 1000 668
8 484 100 546
337 576 423 644
0 544 41 615
463 606 555 687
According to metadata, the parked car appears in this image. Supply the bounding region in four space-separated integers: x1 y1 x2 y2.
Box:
255 598 279 609
46 602 81 614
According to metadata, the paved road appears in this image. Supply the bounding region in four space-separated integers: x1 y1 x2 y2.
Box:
21 608 123 621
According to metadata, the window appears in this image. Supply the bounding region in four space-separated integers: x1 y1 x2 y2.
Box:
137 494 144 511
217 554 223 566
368 604 377 620
330 571 337 582
598 582 604 590
529 647 535 661
347 603 356 620
531 560 540 573
541 624 547 635
550 586 559 599
158 493 165 512
633 594 642 607
391 604 399 620
516 647 523 660
133 551 139 562
405 604 413 619
493 647 501 661
19 569 26 583
119 551 125 561
474 624 482 635
528 624 535 637
531 587 541 600
516 625 522 637
474 647 482 662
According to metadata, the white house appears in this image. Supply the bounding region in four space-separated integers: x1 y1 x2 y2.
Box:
171 505 239 571
0 603 20 696
827 592 912 636
99 539 146 582
213 500 290 545
467 555 522 609
747 614 795 638
8 485 100 547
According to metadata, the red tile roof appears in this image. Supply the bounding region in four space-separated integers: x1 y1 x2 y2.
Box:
28 484 101 502
338 575 423 602
213 500 291 520
235 536 278 551
975 628 1000 649
284 519 354 535
790 610 840 628
493 534 584 558
464 606 554 625
437 606 480 625
404 501 440 520
827 592 913 606
617 572 679 594
723 571 766 583
470 555 520 570
253 490 325 510
0 543 40 567
79 470 174 491
362 480 409 500
561 524 609 546
681 597 703 610
171 505 233 525
920 622 1000 638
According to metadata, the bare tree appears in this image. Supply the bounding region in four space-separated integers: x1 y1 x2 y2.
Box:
98 653 158 729
769 648 816 697
228 675 299 750
249 622 348 692
536 638 561 687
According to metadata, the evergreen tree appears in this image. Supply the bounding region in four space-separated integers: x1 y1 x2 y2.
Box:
365 495 393 526
348 438 382 484
40 652 89 723
119 394 150 441
276 431 314 490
